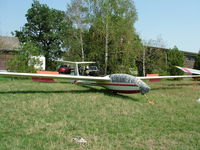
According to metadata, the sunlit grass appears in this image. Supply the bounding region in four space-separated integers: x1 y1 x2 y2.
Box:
0 79 200 149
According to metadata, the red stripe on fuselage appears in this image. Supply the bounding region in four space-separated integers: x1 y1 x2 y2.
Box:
112 90 140 94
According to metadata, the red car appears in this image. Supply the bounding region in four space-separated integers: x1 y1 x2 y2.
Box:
58 65 71 74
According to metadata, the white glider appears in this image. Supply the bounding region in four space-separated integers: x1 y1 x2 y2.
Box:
0 71 200 95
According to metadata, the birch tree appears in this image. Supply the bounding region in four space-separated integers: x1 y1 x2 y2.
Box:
66 0 88 61
85 0 140 74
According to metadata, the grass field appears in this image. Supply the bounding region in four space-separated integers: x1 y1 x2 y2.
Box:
0 78 200 149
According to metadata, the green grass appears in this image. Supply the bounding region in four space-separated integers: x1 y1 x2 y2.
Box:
0 79 200 149
0 77 12 81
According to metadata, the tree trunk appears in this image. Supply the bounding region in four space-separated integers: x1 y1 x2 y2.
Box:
143 47 146 76
105 22 108 75
45 57 49 71
80 31 84 61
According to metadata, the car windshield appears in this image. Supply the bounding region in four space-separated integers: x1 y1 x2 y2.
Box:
89 66 98 70
60 65 68 68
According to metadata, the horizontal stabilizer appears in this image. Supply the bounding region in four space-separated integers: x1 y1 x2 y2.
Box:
176 66 200 75
55 60 95 64
138 75 200 80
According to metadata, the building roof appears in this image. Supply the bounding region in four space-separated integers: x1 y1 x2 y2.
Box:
0 36 20 51
147 46 198 57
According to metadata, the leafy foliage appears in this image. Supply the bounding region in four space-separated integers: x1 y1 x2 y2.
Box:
148 48 166 74
167 46 184 75
66 0 89 61
8 42 40 73
80 0 143 74
136 37 168 76
13 0 72 70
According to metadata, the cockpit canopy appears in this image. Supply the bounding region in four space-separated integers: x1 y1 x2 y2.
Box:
110 74 150 94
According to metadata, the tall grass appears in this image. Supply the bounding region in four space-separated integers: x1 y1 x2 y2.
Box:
0 79 200 149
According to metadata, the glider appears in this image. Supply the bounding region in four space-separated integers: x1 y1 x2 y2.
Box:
176 66 200 75
0 71 200 95
0 62 200 95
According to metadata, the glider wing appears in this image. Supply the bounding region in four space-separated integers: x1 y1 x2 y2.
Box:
0 72 110 82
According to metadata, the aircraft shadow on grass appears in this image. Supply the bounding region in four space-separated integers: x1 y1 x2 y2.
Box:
78 84 140 102
150 82 200 91
0 85 139 102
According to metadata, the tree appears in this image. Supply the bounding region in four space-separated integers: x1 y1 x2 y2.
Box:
66 0 88 61
83 0 142 74
194 50 200 70
13 0 72 70
136 37 168 76
167 46 184 75
8 42 40 73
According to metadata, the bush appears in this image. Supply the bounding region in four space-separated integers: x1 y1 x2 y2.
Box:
8 42 40 73
167 46 184 75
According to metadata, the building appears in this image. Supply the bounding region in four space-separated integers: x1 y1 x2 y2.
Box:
183 51 197 68
0 36 19 71
147 46 198 68
0 36 46 71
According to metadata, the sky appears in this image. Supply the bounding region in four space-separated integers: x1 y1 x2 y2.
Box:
0 0 199 53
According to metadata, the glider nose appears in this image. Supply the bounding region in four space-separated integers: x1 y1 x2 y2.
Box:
139 82 150 95
134 78 150 94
